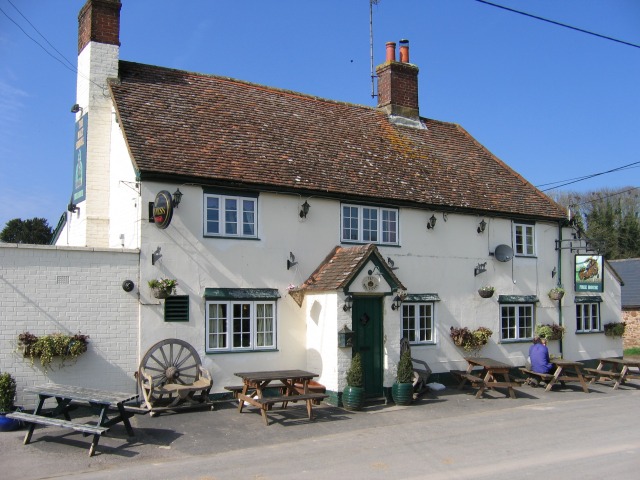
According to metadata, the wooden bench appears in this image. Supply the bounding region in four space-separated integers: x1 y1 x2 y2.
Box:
137 339 214 416
224 383 288 399
450 370 485 387
520 368 556 384
583 368 624 381
253 393 329 425
7 411 109 456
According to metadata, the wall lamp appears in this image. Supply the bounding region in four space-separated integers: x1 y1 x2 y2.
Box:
151 246 162 265
477 219 487 234
427 214 437 230
287 252 298 270
172 188 183 208
299 200 310 218
391 294 403 311
67 202 78 213
70 104 83 114
343 294 353 311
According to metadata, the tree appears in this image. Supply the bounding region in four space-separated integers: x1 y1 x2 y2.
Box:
0 218 53 245
549 187 640 260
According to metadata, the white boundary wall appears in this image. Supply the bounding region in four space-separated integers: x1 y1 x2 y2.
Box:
0 244 139 409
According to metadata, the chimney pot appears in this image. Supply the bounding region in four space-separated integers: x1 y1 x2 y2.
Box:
399 39 409 63
385 42 396 63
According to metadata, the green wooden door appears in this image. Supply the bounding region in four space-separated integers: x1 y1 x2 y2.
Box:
352 296 383 398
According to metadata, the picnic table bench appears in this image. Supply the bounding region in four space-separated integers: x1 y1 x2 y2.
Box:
584 357 640 389
454 358 521 399
521 360 590 393
235 370 328 425
7 384 138 456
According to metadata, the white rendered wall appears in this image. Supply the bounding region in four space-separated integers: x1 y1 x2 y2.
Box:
0 244 140 409
136 179 622 393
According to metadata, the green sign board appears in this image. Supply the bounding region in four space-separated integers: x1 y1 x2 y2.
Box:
71 113 88 204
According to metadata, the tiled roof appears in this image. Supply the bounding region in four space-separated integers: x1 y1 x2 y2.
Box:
301 244 405 292
609 259 640 308
110 61 566 220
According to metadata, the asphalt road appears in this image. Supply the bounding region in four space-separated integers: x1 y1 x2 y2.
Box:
2 382 639 479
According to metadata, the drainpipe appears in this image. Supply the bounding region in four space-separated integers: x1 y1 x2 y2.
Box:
557 221 564 358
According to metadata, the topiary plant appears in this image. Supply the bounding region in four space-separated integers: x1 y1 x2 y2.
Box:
396 350 414 384
346 352 363 387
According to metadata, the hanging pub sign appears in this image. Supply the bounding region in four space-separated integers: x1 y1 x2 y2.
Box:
71 113 88 204
153 190 174 229
575 254 604 292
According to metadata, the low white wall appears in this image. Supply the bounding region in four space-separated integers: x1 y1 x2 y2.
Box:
0 244 140 409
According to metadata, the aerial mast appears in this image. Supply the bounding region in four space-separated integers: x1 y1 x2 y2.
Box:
370 0 379 98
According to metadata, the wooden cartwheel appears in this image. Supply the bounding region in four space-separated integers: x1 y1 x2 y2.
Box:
136 338 213 416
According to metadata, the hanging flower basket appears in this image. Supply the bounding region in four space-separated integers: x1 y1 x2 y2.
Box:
478 286 495 298
548 287 565 301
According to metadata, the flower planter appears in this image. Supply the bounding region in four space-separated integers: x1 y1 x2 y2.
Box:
478 289 494 298
391 382 413 406
342 385 365 411
0 413 20 432
152 288 172 299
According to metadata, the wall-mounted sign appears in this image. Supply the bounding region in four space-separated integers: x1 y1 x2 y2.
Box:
71 113 88 203
575 254 603 292
153 190 174 229
362 275 380 292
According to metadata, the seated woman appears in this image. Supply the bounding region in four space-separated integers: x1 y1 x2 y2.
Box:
529 337 554 374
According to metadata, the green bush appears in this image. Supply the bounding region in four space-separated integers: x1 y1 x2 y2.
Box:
604 322 626 338
346 353 363 387
396 350 414 384
0 372 16 413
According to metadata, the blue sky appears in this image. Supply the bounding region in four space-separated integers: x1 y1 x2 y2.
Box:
1 0 639 229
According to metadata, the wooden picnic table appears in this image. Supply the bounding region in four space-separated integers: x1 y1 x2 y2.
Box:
234 369 328 425
7 384 138 456
584 357 640 389
546 359 590 393
457 357 520 399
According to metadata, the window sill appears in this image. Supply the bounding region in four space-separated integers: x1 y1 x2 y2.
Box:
203 235 261 241
206 349 279 355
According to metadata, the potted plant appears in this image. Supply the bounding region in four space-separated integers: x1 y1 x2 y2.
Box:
478 286 495 298
604 321 626 338
391 350 414 405
535 323 565 341
548 286 565 301
342 352 365 411
0 372 20 432
450 326 493 354
148 278 178 299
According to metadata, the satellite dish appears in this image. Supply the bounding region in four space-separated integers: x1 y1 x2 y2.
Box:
494 244 514 262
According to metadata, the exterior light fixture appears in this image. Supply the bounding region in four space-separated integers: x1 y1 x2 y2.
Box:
67 202 78 213
151 246 162 265
172 188 183 208
427 214 437 230
343 294 353 311
391 294 403 311
338 325 353 348
70 104 83 114
299 200 310 218
477 219 487 233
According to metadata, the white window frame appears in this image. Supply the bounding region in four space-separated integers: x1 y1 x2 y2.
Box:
205 300 276 352
513 222 535 256
576 303 601 333
341 204 399 245
500 304 534 341
204 193 257 238
401 302 435 344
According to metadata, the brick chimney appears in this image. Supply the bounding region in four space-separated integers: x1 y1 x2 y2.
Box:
376 39 420 120
78 0 122 53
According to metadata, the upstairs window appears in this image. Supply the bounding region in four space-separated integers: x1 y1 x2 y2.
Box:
341 204 398 245
513 223 535 256
204 193 257 238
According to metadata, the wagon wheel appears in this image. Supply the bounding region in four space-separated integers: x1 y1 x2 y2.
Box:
138 339 202 408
